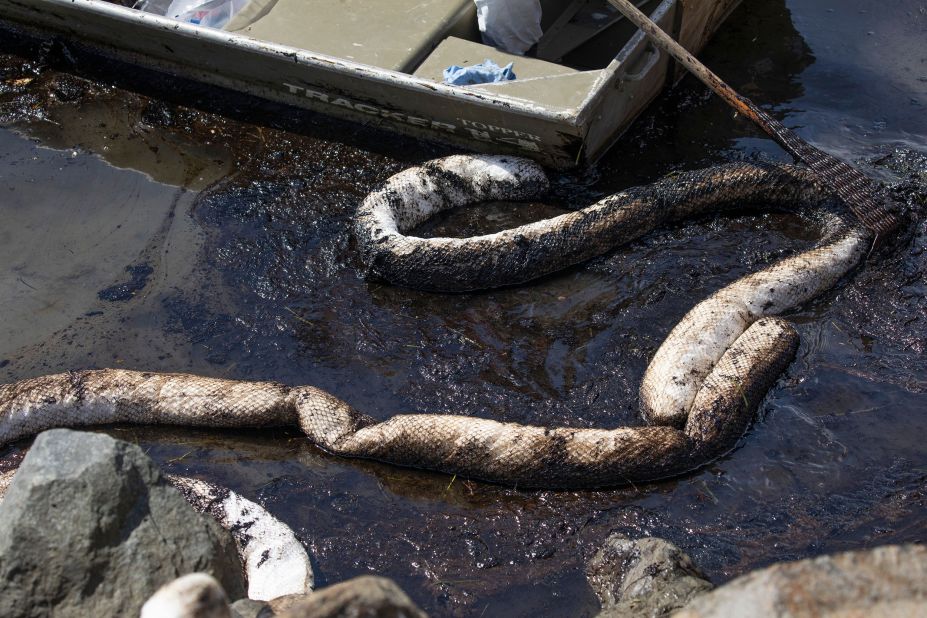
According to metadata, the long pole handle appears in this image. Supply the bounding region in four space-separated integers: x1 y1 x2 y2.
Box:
606 0 898 238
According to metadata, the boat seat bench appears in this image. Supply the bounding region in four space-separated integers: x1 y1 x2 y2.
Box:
413 36 577 82
224 0 477 73
413 36 602 112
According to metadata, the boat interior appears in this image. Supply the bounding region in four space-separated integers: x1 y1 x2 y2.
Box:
128 0 664 103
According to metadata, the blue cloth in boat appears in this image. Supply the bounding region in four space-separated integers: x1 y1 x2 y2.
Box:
443 59 517 85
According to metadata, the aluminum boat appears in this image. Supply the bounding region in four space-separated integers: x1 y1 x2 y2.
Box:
0 0 741 168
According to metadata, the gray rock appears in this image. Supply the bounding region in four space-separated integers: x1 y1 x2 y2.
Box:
267 593 306 614
276 576 428 618
673 544 927 618
0 429 246 617
586 534 713 617
231 598 275 618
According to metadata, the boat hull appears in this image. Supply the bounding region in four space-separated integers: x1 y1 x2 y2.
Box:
0 0 740 168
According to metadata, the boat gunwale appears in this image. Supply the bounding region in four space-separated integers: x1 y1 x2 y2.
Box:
576 0 677 127
2 0 674 129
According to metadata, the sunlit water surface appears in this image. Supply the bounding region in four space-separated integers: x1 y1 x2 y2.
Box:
1 1 925 615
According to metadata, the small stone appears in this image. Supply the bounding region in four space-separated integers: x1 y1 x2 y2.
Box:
674 544 927 618
586 534 712 617
0 429 246 617
141 573 231 618
267 594 306 614
276 576 428 618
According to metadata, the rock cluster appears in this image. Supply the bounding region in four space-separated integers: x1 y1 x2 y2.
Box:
585 533 927 617
0 429 245 617
0 429 427 617
1 428 923 617
586 534 713 617
674 544 927 618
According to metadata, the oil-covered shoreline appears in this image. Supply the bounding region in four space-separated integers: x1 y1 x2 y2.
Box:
1 0 925 615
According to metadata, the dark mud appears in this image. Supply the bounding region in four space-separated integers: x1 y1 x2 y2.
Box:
1 1 926 616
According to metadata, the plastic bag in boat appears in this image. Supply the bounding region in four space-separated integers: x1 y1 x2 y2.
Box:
139 0 250 29
443 59 516 85
474 0 543 55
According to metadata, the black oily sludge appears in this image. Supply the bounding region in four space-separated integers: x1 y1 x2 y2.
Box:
0 156 877 488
